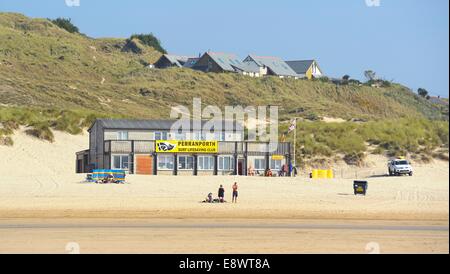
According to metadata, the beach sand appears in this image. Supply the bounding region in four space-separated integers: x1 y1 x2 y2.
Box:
0 130 448 253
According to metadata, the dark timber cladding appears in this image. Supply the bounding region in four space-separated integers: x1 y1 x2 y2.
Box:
76 119 293 176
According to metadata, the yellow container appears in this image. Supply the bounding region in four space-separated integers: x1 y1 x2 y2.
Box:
318 170 328 179
327 169 334 179
311 169 319 179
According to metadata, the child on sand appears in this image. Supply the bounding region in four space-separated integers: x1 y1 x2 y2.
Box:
204 193 213 203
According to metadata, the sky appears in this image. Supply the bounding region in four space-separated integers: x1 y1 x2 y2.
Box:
1 0 449 97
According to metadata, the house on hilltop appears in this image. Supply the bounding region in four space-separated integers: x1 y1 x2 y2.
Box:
191 52 242 73
241 55 298 78
232 61 264 77
429 96 449 106
152 52 324 80
286 60 323 80
153 54 192 69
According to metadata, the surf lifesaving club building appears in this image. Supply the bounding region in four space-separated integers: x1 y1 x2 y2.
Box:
76 119 293 176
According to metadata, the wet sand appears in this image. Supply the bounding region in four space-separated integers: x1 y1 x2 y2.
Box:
0 218 447 254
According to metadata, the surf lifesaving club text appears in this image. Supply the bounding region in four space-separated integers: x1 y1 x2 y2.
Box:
156 140 218 153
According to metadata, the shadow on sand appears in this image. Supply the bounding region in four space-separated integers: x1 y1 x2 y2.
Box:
368 174 390 178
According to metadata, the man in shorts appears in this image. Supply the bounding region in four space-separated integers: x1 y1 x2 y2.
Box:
232 182 238 203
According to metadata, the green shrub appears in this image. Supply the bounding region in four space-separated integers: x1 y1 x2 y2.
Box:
343 152 366 166
50 110 83 135
129 33 167 54
50 18 79 34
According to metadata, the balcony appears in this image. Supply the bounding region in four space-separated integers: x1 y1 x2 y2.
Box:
104 140 290 156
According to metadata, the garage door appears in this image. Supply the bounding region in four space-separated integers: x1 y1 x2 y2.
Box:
136 155 153 175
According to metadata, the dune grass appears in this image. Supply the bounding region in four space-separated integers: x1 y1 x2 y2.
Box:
283 118 449 166
0 106 124 142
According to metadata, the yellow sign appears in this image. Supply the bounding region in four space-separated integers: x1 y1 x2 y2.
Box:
272 155 284 160
156 140 218 154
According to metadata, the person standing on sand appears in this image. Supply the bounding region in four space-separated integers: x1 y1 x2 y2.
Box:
293 166 298 177
232 182 238 203
282 164 288 177
218 185 225 203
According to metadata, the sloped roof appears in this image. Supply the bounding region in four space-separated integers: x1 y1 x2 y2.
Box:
161 54 191 67
232 61 261 73
285 60 315 75
183 57 200 68
429 97 449 106
91 119 243 132
244 55 298 77
206 52 242 72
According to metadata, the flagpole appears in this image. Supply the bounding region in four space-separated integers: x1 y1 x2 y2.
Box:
293 118 297 168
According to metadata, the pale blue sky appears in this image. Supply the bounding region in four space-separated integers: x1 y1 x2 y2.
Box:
1 0 448 97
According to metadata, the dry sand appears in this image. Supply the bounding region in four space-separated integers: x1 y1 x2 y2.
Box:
0 129 448 253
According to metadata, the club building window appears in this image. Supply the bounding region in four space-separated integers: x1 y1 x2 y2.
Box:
174 132 186 141
193 131 202 141
214 132 226 141
112 155 129 170
117 131 128 140
254 158 266 171
201 132 208 141
198 156 214 170
158 155 174 170
270 159 282 170
155 131 168 140
178 155 194 170
219 156 234 171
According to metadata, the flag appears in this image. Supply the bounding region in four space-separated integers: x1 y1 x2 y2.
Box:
288 118 297 133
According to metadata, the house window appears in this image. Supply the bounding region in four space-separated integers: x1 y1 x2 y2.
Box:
198 156 214 170
178 156 194 170
154 132 168 141
117 131 128 140
219 156 234 171
112 155 129 170
270 159 282 170
158 155 174 170
254 158 266 171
